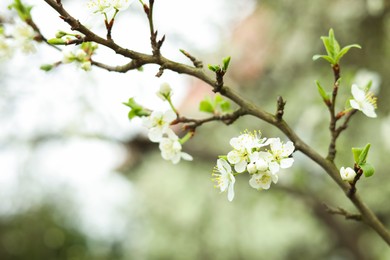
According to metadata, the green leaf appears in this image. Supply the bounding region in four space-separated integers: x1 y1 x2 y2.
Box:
358 143 371 165
334 44 361 64
199 98 214 113
360 163 375 177
8 0 32 21
123 98 150 119
47 38 66 45
208 65 220 72
315 80 330 102
214 94 231 112
329 29 341 54
214 93 224 103
222 56 231 71
55 31 67 38
352 147 363 164
321 36 332 57
219 100 231 112
40 64 54 72
314 29 361 65
312 55 335 64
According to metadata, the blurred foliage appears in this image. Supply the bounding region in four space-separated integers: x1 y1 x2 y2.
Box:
0 204 124 260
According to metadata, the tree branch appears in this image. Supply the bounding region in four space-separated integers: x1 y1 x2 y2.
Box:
42 0 390 245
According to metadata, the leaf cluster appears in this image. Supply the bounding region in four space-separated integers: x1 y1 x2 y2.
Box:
313 29 361 65
123 98 151 119
352 144 375 177
8 0 32 21
199 94 231 114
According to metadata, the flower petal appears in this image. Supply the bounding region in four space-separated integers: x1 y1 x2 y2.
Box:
217 158 231 174
148 127 163 142
227 175 235 202
280 158 294 169
350 99 360 110
227 150 240 164
181 152 193 161
164 109 177 123
234 161 247 173
351 84 365 101
361 103 377 118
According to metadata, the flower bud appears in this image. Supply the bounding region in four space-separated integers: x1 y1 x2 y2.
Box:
157 83 172 101
247 162 257 174
340 167 356 182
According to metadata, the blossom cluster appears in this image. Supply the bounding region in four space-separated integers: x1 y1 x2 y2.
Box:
0 22 37 60
87 0 135 14
213 131 295 201
62 42 98 71
142 85 193 164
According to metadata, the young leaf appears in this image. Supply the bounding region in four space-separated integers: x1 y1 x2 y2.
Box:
199 98 214 113
222 56 231 71
219 100 231 112
123 98 150 119
40 64 54 71
48 38 66 45
334 44 361 64
358 143 371 165
214 94 231 112
313 28 361 65
321 36 332 57
214 93 224 103
208 65 220 72
8 0 32 21
360 163 375 177
315 80 330 102
352 147 363 164
312 55 335 64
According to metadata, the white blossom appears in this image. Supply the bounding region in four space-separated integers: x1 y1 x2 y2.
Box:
159 130 193 164
350 84 377 118
112 0 135 11
267 138 295 173
11 22 36 53
88 0 135 13
143 110 176 142
249 171 278 190
340 167 356 182
227 131 270 173
62 48 91 70
88 0 112 13
212 158 235 201
246 151 271 174
0 35 12 60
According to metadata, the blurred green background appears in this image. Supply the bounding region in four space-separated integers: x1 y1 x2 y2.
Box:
1 0 390 259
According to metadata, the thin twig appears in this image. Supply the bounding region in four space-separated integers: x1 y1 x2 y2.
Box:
324 203 362 221
174 108 246 132
327 64 341 162
180 49 203 68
